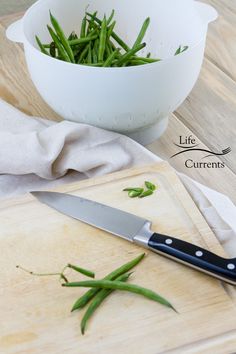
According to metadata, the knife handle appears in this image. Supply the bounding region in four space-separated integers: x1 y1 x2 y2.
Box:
136 232 236 285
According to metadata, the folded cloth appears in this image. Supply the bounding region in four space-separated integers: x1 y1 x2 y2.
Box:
0 99 236 255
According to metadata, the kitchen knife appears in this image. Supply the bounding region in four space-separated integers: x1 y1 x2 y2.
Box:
31 191 236 286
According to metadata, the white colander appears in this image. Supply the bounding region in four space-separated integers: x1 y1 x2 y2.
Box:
6 0 218 145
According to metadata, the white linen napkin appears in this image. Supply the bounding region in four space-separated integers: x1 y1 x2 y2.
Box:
0 99 236 255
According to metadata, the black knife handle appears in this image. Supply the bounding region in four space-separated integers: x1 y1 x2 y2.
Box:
147 233 236 285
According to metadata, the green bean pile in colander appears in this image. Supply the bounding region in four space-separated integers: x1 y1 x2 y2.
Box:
36 10 188 67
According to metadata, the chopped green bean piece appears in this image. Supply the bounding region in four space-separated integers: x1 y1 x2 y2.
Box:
175 45 189 55
139 189 154 198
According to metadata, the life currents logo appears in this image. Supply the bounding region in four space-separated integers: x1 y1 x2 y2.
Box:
170 135 231 169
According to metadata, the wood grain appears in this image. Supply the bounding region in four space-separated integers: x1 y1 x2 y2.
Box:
1 162 236 353
176 58 236 175
174 0 236 177
204 0 236 80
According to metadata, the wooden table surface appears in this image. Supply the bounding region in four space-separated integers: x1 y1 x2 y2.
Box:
0 0 235 203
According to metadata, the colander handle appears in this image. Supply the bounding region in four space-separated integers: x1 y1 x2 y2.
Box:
6 19 24 44
195 2 218 24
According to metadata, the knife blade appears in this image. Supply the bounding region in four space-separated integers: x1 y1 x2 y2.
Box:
31 191 236 286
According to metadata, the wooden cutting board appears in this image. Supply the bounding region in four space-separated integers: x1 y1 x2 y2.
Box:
0 162 236 354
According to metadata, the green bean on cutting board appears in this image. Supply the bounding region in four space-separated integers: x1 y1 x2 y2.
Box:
71 253 145 311
17 253 176 335
62 280 175 311
35 10 188 67
123 181 157 199
67 264 95 278
80 272 132 334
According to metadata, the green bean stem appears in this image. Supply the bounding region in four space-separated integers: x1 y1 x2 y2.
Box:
50 12 75 63
81 272 132 334
63 280 175 311
71 253 145 311
132 17 150 49
47 25 71 62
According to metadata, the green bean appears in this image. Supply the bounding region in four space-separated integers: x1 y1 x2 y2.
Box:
49 42 56 57
63 280 175 311
107 9 115 26
78 44 90 63
127 60 147 66
42 43 51 49
83 63 103 67
139 189 154 198
87 11 98 35
175 45 189 55
50 12 75 63
47 25 71 62
132 17 150 49
145 181 156 191
135 57 160 63
92 45 98 63
86 12 130 52
115 43 146 66
69 35 98 46
146 52 151 58
98 16 107 62
87 43 92 64
123 188 144 192
128 190 143 197
103 49 120 67
71 253 145 311
107 21 116 41
80 16 87 38
67 264 95 278
81 272 132 334
35 36 49 55
105 46 111 60
68 31 78 41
